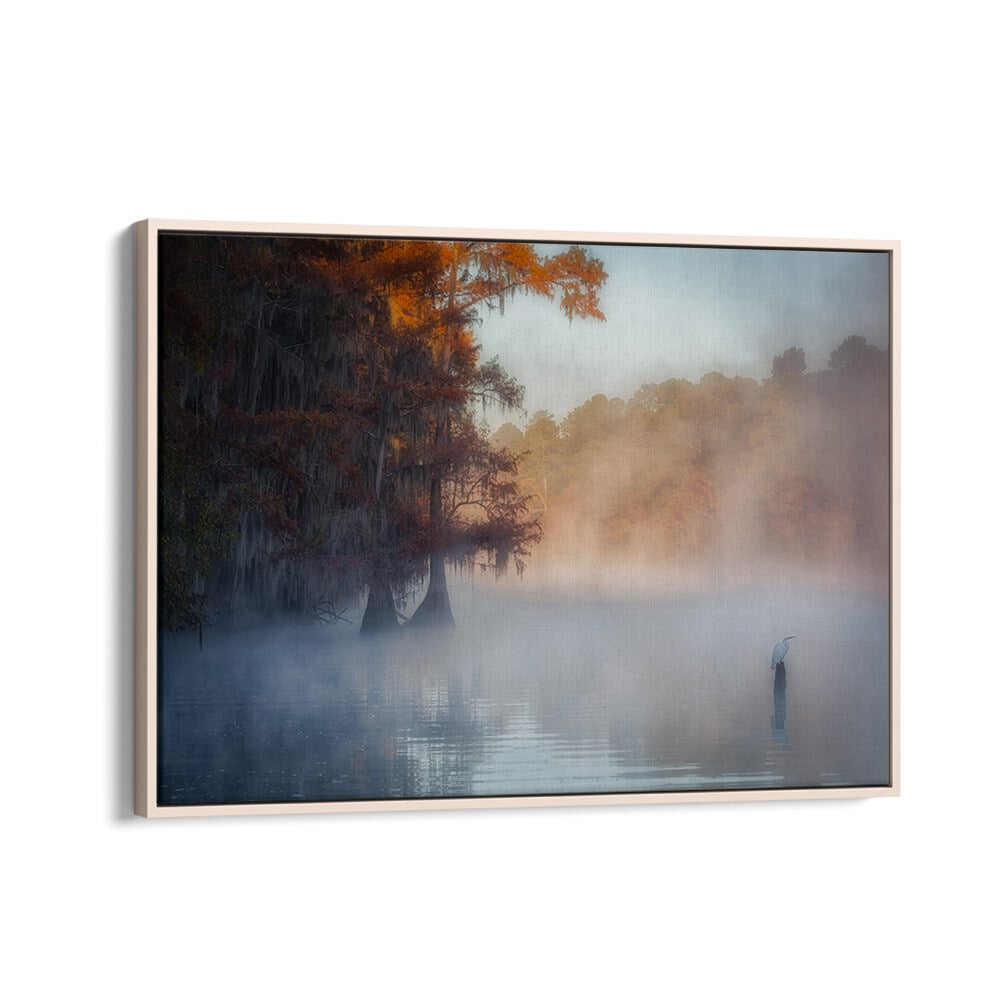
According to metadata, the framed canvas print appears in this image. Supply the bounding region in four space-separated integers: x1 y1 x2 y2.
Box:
135 221 899 817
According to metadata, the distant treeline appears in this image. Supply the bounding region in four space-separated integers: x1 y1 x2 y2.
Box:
491 338 889 578
158 234 605 632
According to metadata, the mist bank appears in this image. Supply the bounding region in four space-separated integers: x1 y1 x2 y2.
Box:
492 337 889 597
159 577 889 804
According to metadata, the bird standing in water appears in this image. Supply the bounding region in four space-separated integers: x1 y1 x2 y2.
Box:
771 635 796 670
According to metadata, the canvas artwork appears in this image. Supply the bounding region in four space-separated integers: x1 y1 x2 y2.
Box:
137 223 897 815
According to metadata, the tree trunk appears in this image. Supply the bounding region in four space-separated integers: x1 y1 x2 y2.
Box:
360 576 400 635
411 470 455 627
410 249 461 628
409 550 455 628
359 389 404 637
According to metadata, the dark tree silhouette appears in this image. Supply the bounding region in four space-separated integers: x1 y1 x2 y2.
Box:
157 235 603 635
771 346 806 379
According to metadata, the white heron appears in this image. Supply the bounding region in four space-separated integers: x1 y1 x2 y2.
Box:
771 635 796 670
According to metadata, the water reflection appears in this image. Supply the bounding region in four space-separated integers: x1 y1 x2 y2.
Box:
771 662 789 746
157 584 890 804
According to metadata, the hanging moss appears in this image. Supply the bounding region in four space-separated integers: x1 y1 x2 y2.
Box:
158 235 562 633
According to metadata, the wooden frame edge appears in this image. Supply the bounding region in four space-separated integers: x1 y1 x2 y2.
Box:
134 221 901 817
142 219 899 252
134 220 156 817
891 242 901 796
142 784 898 819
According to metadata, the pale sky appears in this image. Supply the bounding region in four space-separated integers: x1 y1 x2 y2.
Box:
474 243 890 425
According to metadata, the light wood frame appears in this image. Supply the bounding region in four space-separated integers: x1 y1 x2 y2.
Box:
135 220 900 818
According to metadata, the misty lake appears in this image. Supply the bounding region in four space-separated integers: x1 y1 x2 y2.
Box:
158 578 890 805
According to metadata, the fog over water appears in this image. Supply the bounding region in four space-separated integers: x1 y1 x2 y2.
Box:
159 575 889 805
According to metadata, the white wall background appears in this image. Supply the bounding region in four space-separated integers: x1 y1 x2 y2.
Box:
3 2 996 997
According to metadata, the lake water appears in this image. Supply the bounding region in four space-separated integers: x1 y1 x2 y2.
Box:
158 579 890 805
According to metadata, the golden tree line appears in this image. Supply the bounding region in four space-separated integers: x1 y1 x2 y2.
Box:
492 337 890 576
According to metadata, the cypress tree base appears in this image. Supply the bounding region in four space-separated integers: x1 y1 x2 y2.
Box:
409 556 456 629
359 579 400 636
